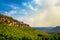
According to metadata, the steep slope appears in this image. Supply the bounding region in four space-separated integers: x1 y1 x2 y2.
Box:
0 14 60 40
0 23 50 40
0 14 51 40
0 14 30 28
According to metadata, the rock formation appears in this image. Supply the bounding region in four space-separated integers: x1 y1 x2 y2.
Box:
0 14 30 28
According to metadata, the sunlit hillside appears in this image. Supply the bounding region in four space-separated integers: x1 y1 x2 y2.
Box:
0 14 60 40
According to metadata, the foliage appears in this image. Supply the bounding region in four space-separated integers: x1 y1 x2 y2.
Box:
0 21 60 40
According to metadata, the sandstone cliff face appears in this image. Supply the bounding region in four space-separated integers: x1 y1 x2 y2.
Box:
0 14 30 28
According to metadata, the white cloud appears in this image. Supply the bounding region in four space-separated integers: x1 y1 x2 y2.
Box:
33 0 42 5
28 4 38 11
9 5 19 9
4 0 60 27
22 2 28 6
5 5 28 15
23 9 48 27
4 5 29 21
22 0 60 27
22 2 38 11
4 10 17 16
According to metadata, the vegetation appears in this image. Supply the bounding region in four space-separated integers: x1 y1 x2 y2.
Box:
0 23 60 40
0 14 60 40
0 22 49 40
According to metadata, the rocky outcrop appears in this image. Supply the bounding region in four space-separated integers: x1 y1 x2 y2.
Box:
0 14 30 28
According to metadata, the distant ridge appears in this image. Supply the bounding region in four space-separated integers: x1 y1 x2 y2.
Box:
33 26 60 33
33 27 53 32
0 14 30 28
49 26 60 32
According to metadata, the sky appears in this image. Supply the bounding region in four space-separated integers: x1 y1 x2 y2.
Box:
0 0 60 27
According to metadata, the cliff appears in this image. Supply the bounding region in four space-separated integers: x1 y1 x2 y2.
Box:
0 14 30 28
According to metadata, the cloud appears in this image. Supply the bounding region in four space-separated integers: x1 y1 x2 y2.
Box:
22 0 60 27
4 5 29 21
5 11 15 16
3 0 60 27
23 9 48 27
28 4 38 11
22 2 28 6
22 2 38 11
33 0 42 5
9 5 19 9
